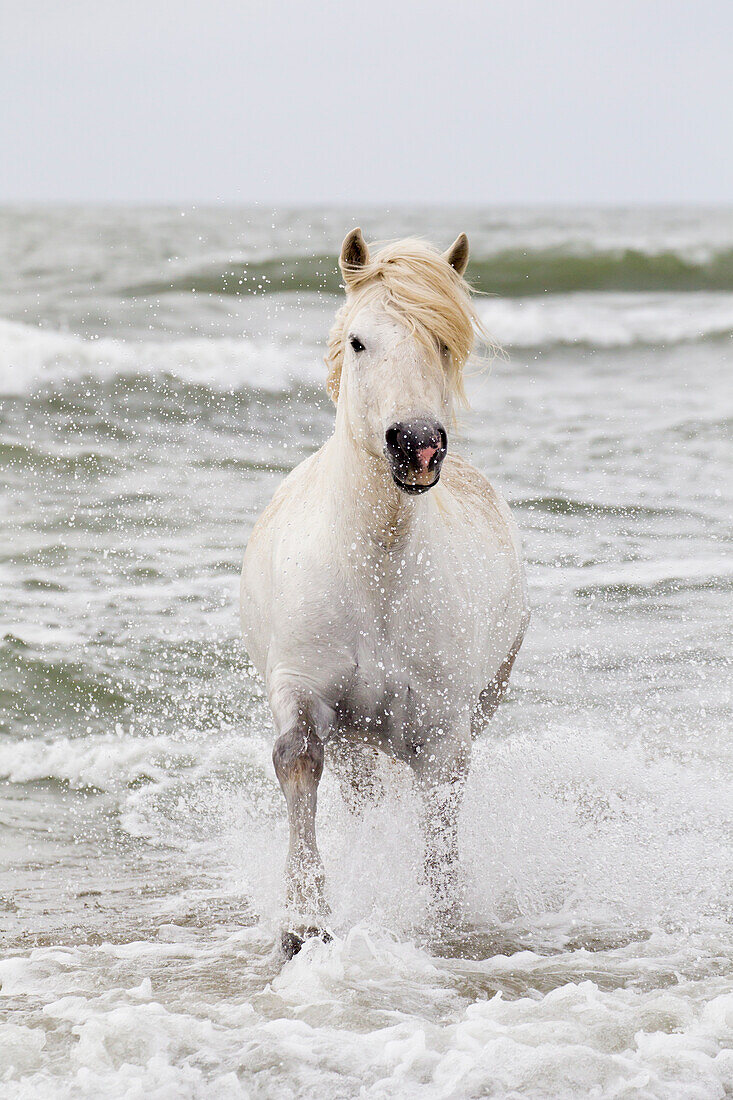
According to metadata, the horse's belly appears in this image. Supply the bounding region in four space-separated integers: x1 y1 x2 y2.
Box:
337 668 444 760
337 625 483 758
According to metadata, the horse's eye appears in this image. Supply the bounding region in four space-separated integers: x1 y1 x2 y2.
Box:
350 336 365 353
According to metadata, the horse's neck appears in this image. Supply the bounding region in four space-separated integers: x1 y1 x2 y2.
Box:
326 419 424 554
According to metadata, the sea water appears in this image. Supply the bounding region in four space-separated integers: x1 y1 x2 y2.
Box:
1 206 731 1097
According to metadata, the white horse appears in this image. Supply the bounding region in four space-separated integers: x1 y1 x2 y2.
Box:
241 229 528 956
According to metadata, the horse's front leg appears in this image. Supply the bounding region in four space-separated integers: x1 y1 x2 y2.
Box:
410 721 471 915
270 681 334 957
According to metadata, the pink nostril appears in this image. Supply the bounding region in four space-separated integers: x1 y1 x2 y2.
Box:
416 445 438 471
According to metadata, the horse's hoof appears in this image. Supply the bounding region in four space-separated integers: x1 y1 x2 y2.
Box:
281 926 332 959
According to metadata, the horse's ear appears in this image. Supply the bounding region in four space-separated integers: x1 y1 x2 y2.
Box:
340 227 370 286
444 233 469 276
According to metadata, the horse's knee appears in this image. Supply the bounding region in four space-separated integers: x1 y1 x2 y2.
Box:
272 727 324 789
269 685 332 792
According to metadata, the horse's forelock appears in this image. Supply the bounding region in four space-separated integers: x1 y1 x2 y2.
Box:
325 238 489 406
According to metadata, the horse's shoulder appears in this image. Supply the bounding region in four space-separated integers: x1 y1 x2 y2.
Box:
442 452 512 528
250 447 326 538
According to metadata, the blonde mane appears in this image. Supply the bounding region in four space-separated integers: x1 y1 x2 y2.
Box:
325 237 488 406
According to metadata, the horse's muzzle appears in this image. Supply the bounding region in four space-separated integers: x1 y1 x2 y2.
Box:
384 418 447 494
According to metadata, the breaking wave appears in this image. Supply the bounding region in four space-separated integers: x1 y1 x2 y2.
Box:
2 290 731 395
122 245 733 298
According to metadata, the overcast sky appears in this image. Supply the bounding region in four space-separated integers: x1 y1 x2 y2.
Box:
1 0 731 205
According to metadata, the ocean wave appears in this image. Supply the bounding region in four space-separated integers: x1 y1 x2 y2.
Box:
478 292 733 349
1 291 731 397
0 319 322 397
0 728 272 794
122 245 733 298
0 731 196 790
513 495 681 518
473 245 733 295
531 555 733 598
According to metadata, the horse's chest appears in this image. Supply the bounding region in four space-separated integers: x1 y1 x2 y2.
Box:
336 559 475 750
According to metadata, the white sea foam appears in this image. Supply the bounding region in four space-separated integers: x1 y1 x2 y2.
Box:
1 927 731 1098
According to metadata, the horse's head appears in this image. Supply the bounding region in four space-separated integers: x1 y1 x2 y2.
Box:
326 229 480 495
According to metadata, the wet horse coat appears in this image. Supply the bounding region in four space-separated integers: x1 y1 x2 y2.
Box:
240 229 528 954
